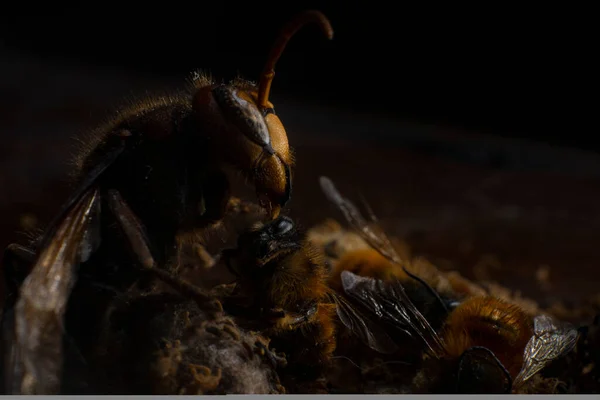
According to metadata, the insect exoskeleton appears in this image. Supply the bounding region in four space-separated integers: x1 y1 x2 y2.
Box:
319 176 579 394
220 215 336 392
221 210 402 393
0 11 333 395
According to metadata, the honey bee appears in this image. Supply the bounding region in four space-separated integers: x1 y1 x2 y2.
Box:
220 215 398 393
0 11 334 395
319 176 579 393
328 248 404 293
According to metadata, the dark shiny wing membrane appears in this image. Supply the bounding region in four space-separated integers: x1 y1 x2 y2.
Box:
457 346 512 394
330 292 399 354
8 188 100 394
320 176 446 357
38 140 124 251
513 314 579 389
319 176 402 264
341 271 446 358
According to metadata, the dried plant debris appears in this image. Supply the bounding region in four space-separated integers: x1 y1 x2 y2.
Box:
169 198 265 290
84 290 284 395
3 208 600 394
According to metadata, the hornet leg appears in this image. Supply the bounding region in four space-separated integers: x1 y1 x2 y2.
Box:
106 190 221 314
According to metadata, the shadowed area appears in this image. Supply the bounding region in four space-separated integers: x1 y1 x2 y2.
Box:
1 47 599 311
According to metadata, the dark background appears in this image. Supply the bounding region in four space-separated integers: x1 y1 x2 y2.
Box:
0 2 593 147
0 3 599 313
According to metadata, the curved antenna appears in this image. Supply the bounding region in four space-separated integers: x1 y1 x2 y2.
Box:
257 10 334 108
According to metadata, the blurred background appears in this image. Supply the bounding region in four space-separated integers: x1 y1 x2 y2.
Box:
0 3 597 311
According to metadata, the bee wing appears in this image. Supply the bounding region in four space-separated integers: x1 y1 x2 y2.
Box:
320 176 446 357
341 271 446 358
513 314 579 389
319 176 402 264
7 188 100 394
330 292 400 354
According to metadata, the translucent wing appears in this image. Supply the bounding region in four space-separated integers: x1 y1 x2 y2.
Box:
319 176 402 264
8 188 100 394
320 176 447 357
321 177 450 315
341 271 446 358
512 314 579 389
329 292 400 354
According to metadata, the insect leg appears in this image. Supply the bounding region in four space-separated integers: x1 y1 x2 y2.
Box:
271 303 319 331
255 340 288 369
3 244 35 263
264 308 287 320
290 303 319 328
106 190 221 313
201 170 231 224
178 170 231 233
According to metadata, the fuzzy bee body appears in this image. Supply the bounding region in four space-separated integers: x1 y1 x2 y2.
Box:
222 213 400 393
319 176 579 394
222 216 337 390
442 296 533 378
330 247 453 333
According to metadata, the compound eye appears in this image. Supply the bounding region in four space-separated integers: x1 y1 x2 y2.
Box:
212 85 271 147
273 216 294 235
262 107 275 117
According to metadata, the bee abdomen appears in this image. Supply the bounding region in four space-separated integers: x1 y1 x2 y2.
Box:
442 296 534 377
